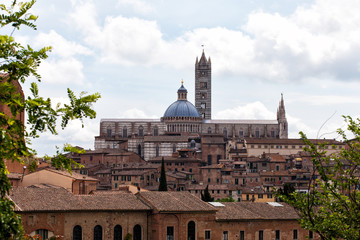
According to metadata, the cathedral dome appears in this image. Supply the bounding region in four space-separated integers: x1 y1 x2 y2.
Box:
163 82 201 118
163 100 200 118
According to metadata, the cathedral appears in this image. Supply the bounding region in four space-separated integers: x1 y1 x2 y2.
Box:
94 51 288 161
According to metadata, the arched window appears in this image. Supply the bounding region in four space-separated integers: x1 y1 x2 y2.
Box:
123 126 127 138
239 129 244 137
94 225 102 240
107 128 112 137
223 128 228 138
156 145 159 157
35 229 49 240
154 126 159 136
114 225 122 240
133 224 142 240
138 126 144 137
173 144 176 153
73 225 82 240
255 128 260 138
187 221 196 240
190 140 196 148
207 127 212 134
271 128 275 138
138 144 142 156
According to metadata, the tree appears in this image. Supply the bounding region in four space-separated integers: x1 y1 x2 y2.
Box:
278 116 360 240
124 233 133 240
158 157 167 191
216 196 235 202
201 185 214 202
0 1 100 239
277 182 295 202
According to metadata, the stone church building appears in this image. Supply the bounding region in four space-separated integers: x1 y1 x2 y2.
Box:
95 51 288 161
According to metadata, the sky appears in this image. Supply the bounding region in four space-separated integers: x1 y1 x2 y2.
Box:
8 0 360 156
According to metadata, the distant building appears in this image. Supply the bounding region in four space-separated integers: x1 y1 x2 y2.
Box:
95 51 288 161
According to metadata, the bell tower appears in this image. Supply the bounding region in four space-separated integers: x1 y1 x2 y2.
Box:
195 50 211 120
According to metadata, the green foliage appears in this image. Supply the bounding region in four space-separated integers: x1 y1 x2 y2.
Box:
277 116 360 240
277 182 295 202
216 196 235 202
201 185 214 202
0 1 100 238
124 233 133 240
158 157 168 191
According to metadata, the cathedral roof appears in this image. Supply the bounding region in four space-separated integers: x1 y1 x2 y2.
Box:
163 100 200 118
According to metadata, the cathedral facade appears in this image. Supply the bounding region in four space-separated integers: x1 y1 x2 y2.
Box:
95 51 288 161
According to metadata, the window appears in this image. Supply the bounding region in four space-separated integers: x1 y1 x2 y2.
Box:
94 225 102 240
216 178 219 183
235 178 239 185
276 165 280 171
133 225 142 240
122 127 127 138
207 155 212 165
156 145 159 157
173 144 176 153
205 230 211 240
200 82 207 89
208 127 212 133
36 229 48 240
187 221 196 240
138 144 142 156
267 194 272 198
239 130 244 137
258 194 263 199
29 216 34 224
115 183 118 189
73 225 82 240
240 231 245 240
255 129 260 138
223 128 228 138
293 229 298 240
223 231 228 240
127 176 131 181
138 126 144 136
107 128 112 137
154 126 159 136
201 103 206 109
259 230 263 240
271 130 275 138
246 194 249 201
275 230 280 240
208 178 210 183
167 226 174 240
309 231 313 239
217 155 221 163
262 163 267 167
114 225 122 240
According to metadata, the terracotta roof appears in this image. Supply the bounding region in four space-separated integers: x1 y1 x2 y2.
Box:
113 170 151 176
245 138 344 145
215 202 299 221
200 164 224 169
10 186 150 212
138 191 216 212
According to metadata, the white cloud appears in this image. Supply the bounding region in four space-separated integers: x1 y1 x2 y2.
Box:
38 58 85 85
214 102 275 120
68 0 360 83
33 30 92 58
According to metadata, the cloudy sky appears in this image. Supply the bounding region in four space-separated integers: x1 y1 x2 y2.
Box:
11 0 360 156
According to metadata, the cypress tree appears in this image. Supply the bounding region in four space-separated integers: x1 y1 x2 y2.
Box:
158 157 168 191
201 185 214 202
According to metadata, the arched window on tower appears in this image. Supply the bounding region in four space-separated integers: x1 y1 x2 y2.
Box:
173 144 176 153
208 127 212 134
138 126 144 137
154 126 159 136
123 126 127 138
271 128 275 138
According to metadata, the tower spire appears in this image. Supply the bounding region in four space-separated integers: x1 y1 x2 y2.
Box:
277 93 288 139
